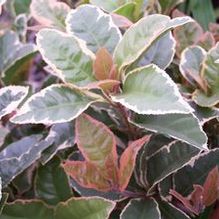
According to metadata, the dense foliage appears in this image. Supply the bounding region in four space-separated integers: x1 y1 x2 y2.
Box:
0 0 219 218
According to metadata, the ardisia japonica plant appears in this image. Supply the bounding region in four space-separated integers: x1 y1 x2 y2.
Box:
0 0 219 218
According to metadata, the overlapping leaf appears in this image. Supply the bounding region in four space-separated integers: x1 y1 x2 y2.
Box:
113 14 192 71
36 29 95 86
30 0 70 29
66 5 122 54
11 84 95 124
0 86 28 120
112 65 192 115
132 113 207 148
0 31 36 77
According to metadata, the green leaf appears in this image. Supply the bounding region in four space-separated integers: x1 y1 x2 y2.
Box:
193 43 219 107
0 135 52 187
0 31 36 77
159 0 185 14
11 84 95 124
0 86 28 120
40 122 75 164
131 113 207 149
0 193 8 215
54 197 115 219
180 46 207 89
174 149 219 196
30 0 70 29
36 28 95 86
113 14 193 71
140 140 200 192
158 200 190 219
137 32 175 69
121 198 161 219
1 200 54 219
66 5 122 54
35 157 72 206
13 0 31 15
112 65 192 115
113 3 136 21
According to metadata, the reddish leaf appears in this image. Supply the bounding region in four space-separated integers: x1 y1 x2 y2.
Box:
198 31 216 51
209 23 219 42
63 161 111 191
110 13 133 28
93 48 114 81
75 113 118 183
203 166 219 206
118 135 151 191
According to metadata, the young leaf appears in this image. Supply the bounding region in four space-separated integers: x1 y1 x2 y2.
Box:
121 198 161 219
193 43 219 107
0 31 36 77
63 161 112 191
76 113 118 182
0 135 51 187
55 197 115 219
66 5 122 54
30 0 70 29
113 14 193 71
0 86 28 120
131 112 207 149
1 200 54 219
36 29 95 86
118 135 151 191
112 65 193 115
35 157 72 205
93 48 114 80
11 84 95 124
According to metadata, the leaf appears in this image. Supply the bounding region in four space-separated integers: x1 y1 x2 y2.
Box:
120 198 161 219
0 135 52 187
113 2 136 21
197 32 215 51
137 32 176 70
93 48 114 80
140 140 200 192
0 31 36 77
36 28 95 86
158 200 190 219
54 197 115 219
110 13 133 28
66 5 122 54
0 193 8 215
174 149 219 196
75 113 118 181
63 161 112 191
172 10 203 57
159 0 185 14
131 113 207 149
180 46 207 91
35 157 72 205
112 65 193 115
0 125 8 147
40 122 75 164
11 84 95 124
1 200 54 219
0 86 28 120
118 135 151 191
30 0 70 29
113 14 193 71
193 43 219 107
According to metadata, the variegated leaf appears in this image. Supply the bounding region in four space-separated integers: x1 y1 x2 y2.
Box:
36 29 95 86
0 86 28 120
55 197 115 219
112 65 192 115
11 84 95 124
121 198 161 219
66 5 122 54
113 14 193 71
193 43 219 107
30 0 70 29
131 113 207 149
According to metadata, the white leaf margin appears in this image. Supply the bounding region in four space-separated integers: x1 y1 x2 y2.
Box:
36 28 95 83
10 84 96 124
112 64 194 115
0 86 29 120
